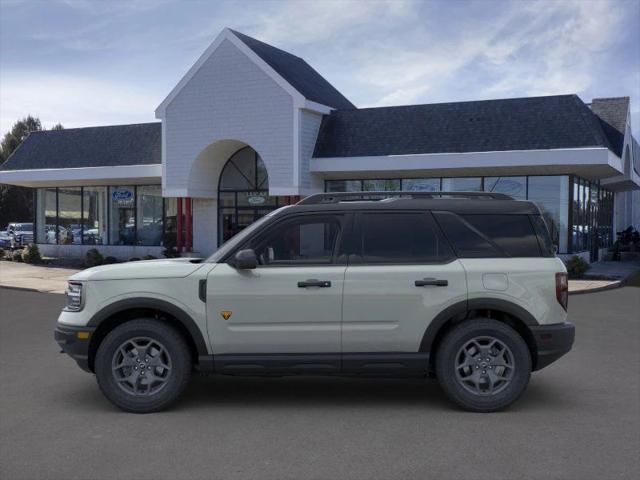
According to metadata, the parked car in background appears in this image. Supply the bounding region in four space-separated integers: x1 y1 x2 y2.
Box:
2 223 34 249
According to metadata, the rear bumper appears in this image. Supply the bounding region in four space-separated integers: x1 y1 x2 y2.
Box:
54 324 96 373
530 322 575 371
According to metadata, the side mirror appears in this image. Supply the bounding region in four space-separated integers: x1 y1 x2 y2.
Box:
232 249 257 270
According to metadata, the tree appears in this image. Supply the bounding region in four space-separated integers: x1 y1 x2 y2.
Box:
0 116 63 228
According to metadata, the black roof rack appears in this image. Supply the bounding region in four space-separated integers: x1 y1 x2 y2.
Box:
297 191 513 205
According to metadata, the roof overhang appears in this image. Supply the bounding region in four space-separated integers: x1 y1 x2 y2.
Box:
0 164 161 188
311 147 627 183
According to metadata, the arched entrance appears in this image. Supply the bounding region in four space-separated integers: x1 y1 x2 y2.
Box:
218 146 281 244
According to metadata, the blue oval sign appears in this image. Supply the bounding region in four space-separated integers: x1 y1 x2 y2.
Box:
112 189 133 200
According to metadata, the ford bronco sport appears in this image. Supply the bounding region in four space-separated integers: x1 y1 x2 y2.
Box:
55 192 575 413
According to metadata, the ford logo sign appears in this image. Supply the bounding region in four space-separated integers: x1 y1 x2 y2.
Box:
112 189 133 200
247 195 266 205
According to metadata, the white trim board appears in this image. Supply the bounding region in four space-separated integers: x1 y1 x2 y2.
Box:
311 148 624 178
0 164 161 188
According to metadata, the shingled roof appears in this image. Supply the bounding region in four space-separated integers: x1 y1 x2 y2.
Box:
590 97 629 157
0 122 161 171
313 94 617 158
230 29 355 110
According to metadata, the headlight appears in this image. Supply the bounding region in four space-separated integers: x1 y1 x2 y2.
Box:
65 282 84 311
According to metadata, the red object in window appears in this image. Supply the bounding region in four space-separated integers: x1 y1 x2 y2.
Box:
185 198 192 252
556 272 568 311
176 197 183 253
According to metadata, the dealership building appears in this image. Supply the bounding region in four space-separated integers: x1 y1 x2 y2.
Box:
1 28 638 261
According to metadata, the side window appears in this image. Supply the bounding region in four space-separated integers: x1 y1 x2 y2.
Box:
357 212 453 264
251 216 341 265
530 215 555 257
461 214 541 257
433 211 503 258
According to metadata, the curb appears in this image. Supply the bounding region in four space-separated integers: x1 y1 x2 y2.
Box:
0 285 64 294
569 280 623 295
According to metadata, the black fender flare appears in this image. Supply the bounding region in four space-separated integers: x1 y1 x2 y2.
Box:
87 297 209 356
419 298 538 353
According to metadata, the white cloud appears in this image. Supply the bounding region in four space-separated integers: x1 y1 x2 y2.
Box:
0 72 158 132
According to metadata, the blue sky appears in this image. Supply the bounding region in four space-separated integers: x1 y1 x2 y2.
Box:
1 0 639 135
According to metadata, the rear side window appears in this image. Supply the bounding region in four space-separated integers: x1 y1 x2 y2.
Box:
433 212 503 258
356 212 453 264
462 214 541 257
531 215 555 257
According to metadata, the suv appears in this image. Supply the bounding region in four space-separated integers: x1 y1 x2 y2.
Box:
2 222 34 249
55 192 574 413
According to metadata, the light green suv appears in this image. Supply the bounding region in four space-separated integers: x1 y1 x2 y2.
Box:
55 192 575 413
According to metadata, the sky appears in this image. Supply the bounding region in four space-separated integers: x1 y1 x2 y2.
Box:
1 0 639 136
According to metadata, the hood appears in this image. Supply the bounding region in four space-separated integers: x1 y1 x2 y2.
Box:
70 257 205 281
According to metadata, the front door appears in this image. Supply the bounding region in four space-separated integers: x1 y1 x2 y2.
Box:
206 213 348 371
341 212 467 371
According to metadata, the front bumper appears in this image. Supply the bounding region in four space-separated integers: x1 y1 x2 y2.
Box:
530 322 575 371
54 324 96 372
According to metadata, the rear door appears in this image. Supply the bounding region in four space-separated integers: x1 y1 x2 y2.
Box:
341 211 467 364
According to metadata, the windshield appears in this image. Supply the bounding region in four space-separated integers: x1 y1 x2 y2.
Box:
206 206 291 263
12 224 33 231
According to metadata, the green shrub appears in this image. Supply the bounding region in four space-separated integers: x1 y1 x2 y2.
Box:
564 255 590 278
102 256 118 264
11 250 23 262
21 244 42 264
85 248 103 267
128 257 141 262
0 249 5 260
141 255 157 261
162 247 180 258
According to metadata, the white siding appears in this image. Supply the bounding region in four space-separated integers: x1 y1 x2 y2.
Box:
163 39 294 196
192 198 217 256
299 109 324 193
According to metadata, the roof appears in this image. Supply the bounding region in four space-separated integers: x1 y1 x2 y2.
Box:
229 29 355 110
0 123 161 171
590 97 629 157
313 94 616 158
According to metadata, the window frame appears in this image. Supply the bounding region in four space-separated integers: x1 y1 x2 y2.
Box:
350 210 456 266
227 212 352 267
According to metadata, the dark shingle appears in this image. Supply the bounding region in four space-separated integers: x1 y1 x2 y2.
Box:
0 123 161 171
590 97 629 157
313 95 616 158
230 29 355 110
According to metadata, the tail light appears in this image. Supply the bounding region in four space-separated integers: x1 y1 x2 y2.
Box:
555 272 568 311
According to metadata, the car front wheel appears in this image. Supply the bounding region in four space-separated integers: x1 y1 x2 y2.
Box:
95 319 192 413
435 318 531 412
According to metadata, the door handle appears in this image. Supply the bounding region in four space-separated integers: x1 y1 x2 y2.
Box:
415 278 448 287
297 279 331 288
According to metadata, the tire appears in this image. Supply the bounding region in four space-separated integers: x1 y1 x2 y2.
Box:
435 318 531 412
95 318 192 413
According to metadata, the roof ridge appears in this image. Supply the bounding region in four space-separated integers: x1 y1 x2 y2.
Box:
30 122 161 134
228 29 304 61
349 94 579 112
570 95 612 151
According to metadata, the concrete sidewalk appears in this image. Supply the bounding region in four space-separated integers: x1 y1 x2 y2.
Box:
0 261 81 294
2 259 639 296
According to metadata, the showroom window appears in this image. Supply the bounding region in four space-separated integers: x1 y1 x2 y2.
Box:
35 185 171 247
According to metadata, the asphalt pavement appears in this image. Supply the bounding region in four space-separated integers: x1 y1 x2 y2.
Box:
1 286 639 480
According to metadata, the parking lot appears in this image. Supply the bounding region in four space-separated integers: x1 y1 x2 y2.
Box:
1 285 639 480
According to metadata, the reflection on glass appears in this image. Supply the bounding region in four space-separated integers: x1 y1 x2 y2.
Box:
484 177 526 200
82 187 107 245
325 180 362 192
528 176 569 253
362 179 401 191
442 177 482 192
109 186 136 245
36 188 57 244
57 188 82 244
402 178 441 191
137 185 163 246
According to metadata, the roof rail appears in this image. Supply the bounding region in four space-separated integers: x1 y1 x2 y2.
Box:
297 191 513 205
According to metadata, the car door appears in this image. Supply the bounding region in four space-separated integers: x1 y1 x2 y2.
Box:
341 211 467 370
207 212 349 365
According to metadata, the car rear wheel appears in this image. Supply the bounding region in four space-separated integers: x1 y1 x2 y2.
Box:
95 319 192 413
435 318 531 412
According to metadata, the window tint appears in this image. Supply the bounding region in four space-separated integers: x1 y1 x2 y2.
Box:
252 216 341 265
462 215 541 257
531 215 555 257
433 212 503 258
358 213 453 263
